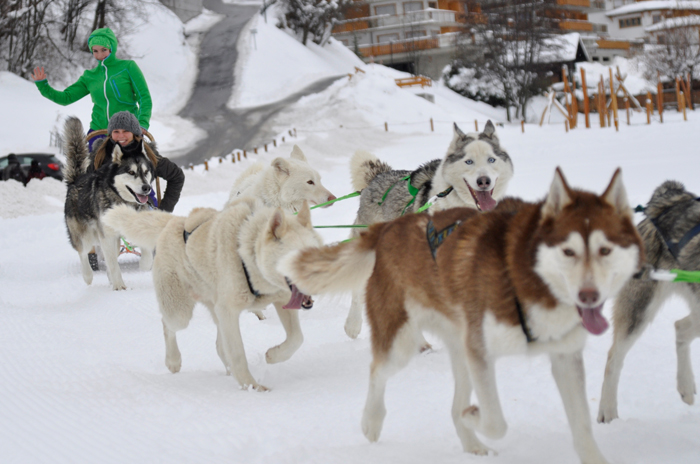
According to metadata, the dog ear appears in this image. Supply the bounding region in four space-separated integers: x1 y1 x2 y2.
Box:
269 208 287 240
542 167 573 218
447 123 473 154
481 120 499 145
272 158 290 177
602 168 631 218
112 144 123 165
296 201 312 228
289 145 307 162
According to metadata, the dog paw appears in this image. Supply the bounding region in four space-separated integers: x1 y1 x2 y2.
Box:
677 379 696 405
165 358 181 374
465 443 495 456
361 414 383 442
597 405 618 424
246 383 269 392
344 315 362 339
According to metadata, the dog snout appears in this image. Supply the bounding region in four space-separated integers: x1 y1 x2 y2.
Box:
477 176 491 190
578 288 600 306
140 184 151 195
327 193 337 202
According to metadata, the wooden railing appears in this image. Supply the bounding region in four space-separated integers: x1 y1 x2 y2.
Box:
395 76 432 88
559 20 593 31
359 36 439 57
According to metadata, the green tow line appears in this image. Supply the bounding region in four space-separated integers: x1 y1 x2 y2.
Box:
650 269 700 283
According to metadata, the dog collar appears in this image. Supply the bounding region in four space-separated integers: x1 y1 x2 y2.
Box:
241 260 261 298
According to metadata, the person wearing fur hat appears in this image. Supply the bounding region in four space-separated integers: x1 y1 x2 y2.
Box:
90 111 185 213
31 27 152 151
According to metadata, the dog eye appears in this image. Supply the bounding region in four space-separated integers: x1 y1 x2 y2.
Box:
307 180 315 185
129 170 135 176
599 247 611 256
465 159 473 165
563 248 576 257
488 157 496 163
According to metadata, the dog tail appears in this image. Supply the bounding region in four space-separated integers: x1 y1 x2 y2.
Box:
278 226 382 295
350 150 392 192
103 205 173 250
62 117 89 185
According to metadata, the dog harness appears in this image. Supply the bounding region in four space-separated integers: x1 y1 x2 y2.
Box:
426 219 461 259
183 222 262 298
425 219 536 343
379 176 456 216
637 198 700 260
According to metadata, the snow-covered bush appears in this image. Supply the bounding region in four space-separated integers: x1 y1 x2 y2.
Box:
277 0 350 46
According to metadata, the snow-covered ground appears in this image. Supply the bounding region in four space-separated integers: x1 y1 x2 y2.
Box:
1 5 699 464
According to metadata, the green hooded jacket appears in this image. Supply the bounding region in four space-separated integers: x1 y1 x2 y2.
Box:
35 28 152 131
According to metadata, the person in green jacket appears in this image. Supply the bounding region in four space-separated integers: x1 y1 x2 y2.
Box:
31 27 152 151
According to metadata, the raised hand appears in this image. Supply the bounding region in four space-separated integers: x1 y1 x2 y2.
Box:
31 67 47 81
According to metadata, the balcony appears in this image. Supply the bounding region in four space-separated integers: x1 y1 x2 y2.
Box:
333 9 460 34
559 19 594 31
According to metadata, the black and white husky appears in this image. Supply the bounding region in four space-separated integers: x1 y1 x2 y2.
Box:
343 120 514 339
598 180 700 422
63 117 155 290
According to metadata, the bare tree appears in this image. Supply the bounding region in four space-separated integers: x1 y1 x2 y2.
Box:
643 24 700 81
279 0 350 46
447 0 563 121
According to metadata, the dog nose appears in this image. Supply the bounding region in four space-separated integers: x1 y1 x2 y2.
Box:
141 184 151 194
327 194 337 202
578 288 600 305
477 176 491 189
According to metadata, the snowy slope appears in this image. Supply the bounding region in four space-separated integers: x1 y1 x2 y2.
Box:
1 4 699 464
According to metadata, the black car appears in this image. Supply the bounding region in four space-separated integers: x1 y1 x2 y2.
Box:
0 153 64 181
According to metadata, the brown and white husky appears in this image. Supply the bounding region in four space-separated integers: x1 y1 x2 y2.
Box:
280 168 644 463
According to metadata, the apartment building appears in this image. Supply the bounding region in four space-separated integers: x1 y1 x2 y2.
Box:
331 0 467 78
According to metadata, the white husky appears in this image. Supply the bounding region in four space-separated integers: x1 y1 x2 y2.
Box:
226 145 336 212
104 199 323 391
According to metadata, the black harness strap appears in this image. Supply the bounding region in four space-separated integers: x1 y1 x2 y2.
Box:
426 219 461 259
642 197 700 260
241 260 261 298
515 298 536 343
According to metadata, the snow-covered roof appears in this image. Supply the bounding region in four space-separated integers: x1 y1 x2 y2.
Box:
540 33 589 63
645 14 700 30
606 1 700 17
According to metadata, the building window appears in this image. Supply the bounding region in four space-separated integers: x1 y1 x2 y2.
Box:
657 34 666 45
375 4 397 16
428 1 437 8
404 1 423 13
405 30 427 38
618 17 641 28
652 14 662 24
377 33 400 43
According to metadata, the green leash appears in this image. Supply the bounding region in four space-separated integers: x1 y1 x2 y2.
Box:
649 269 700 283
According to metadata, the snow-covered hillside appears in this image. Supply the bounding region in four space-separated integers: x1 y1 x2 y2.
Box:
1 3 699 464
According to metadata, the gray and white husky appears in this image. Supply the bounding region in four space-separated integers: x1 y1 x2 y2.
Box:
343 120 514 339
63 117 155 290
598 180 700 422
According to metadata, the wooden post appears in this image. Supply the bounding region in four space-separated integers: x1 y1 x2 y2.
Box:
254 147 258 154
475 119 479 131
273 139 277 147
242 150 246 159
384 122 388 132
189 164 194 171
282 136 285 143
647 91 654 115
562 67 574 128
687 72 694 110
232 152 236 163
289 129 293 136
609 68 619 131
625 98 630 125
675 77 682 112
430 118 434 132
598 80 605 128
657 80 664 123
219 157 223 164
264 143 268 152
204 160 209 171
521 120 525 133
565 120 569 132
646 99 651 124
581 68 590 128
294 128 297 137
681 92 688 121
